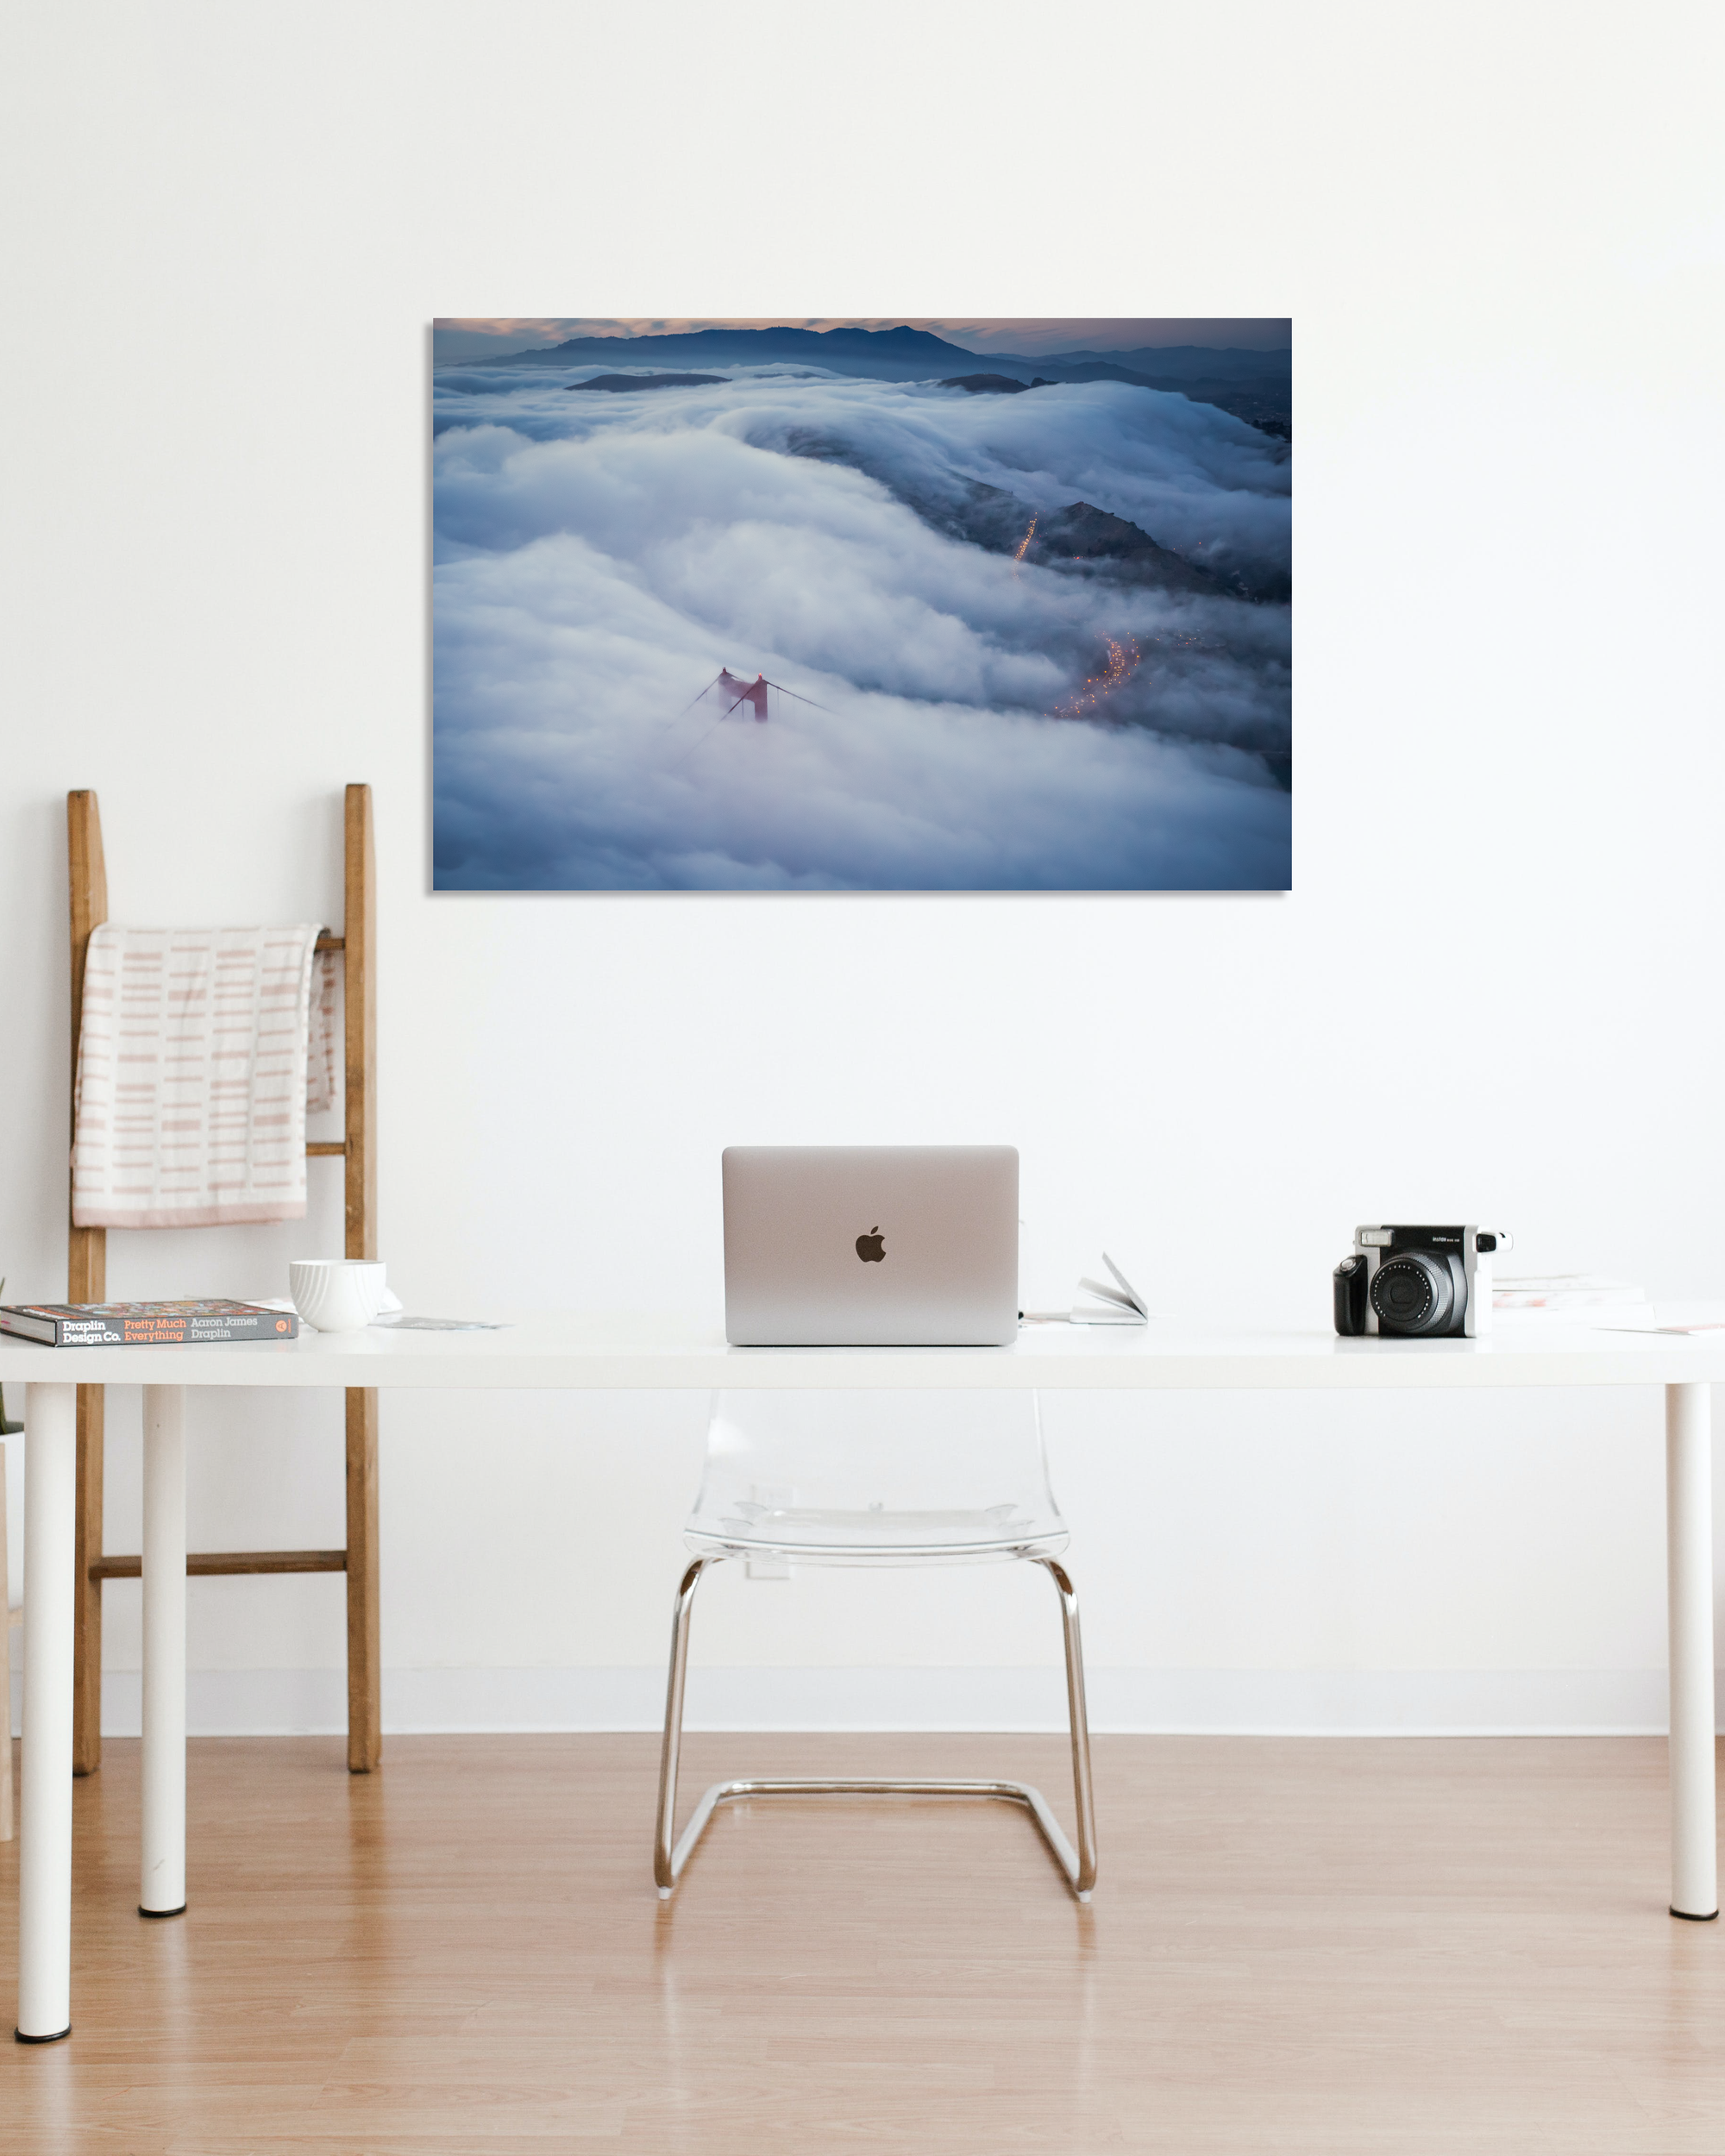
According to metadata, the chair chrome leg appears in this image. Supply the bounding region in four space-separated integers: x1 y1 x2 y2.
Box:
651 1550 1099 1905
654 1556 713 1896
1038 1556 1098 1898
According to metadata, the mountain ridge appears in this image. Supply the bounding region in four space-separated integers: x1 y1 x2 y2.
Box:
464 327 1287 379
475 325 982 373
456 327 1289 433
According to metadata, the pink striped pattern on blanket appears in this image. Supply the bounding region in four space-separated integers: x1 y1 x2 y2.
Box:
72 924 324 1228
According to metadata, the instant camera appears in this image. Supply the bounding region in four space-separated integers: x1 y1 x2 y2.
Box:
1333 1225 1511 1338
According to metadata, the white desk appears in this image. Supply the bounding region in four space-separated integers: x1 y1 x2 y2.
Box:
6 1316 1721 2041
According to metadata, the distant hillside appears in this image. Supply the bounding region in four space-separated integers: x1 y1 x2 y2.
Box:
566 373 725 392
777 422 1288 599
480 324 982 380
464 324 1290 435
1023 501 1225 596
1026 346 1289 381
940 374 1041 394
982 349 1291 434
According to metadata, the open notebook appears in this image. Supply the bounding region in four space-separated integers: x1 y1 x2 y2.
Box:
1070 1254 1152 1326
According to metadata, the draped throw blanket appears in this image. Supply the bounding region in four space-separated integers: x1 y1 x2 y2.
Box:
306 945 338 1115
72 924 326 1228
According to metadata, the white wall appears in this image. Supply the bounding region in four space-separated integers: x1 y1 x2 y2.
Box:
3 1 1723 1736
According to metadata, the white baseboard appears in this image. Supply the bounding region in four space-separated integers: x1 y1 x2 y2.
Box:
28 1664 1702 1739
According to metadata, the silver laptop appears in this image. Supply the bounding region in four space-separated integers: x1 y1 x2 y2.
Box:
723 1145 1019 1346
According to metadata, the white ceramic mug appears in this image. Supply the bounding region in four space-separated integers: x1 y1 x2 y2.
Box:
289 1258 388 1334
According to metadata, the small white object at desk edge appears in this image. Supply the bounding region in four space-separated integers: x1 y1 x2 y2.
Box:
1069 1254 1153 1326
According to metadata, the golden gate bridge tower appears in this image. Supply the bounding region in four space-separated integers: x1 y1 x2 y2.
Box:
715 667 770 721
683 667 831 729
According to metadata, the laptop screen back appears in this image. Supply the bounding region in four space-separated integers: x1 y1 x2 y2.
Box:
723 1145 1019 1346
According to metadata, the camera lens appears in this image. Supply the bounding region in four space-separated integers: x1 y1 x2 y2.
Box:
1370 1251 1456 1336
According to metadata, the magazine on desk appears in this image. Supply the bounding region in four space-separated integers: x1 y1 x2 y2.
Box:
0 1300 298 1346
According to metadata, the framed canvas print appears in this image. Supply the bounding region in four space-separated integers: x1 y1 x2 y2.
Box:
432 318 1290 891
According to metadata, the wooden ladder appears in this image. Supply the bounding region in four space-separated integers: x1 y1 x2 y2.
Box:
66 784 381 1775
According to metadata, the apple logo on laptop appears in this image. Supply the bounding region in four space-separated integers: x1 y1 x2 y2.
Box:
856 1226 885 1263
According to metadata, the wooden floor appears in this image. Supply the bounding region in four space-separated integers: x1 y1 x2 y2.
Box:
3 1733 1724 2152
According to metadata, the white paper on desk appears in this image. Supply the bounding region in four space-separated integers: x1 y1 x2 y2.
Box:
254 1290 408 1316
1597 1320 1725 1337
1070 1253 1154 1325
368 1313 511 1332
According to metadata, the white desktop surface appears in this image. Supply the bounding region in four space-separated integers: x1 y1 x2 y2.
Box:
3 1310 1722 1389
9 1307 1723 2040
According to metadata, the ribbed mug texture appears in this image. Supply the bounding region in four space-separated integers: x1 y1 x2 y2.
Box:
289 1258 387 1333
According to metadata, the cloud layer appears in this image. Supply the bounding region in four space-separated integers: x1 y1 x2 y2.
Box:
433 367 1291 889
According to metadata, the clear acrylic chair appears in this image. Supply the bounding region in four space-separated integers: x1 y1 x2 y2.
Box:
654 1389 1096 1902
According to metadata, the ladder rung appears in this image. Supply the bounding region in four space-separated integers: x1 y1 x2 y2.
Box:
313 933 345 953
91 1550 347 1580
305 1141 347 1156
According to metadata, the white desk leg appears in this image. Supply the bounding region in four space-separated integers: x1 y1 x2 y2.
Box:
1666 1381 1718 1920
17 1382 76 2042
141 1385 186 1917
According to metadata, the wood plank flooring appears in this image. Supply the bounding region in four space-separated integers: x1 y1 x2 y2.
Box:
3 1733 1724 2152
